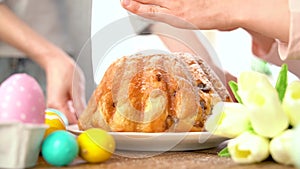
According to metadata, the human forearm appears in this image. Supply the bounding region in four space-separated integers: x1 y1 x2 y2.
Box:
150 23 234 94
233 0 290 42
150 24 224 75
0 4 66 70
0 4 86 123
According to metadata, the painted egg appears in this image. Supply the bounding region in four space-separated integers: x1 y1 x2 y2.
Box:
42 130 79 166
44 110 67 138
0 73 45 124
45 108 68 126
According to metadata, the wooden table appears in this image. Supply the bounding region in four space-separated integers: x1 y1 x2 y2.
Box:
34 148 295 169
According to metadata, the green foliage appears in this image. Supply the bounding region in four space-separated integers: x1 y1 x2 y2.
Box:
275 64 288 102
218 147 230 157
251 58 272 76
228 81 243 104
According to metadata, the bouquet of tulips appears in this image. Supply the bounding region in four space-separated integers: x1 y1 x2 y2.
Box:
205 64 300 166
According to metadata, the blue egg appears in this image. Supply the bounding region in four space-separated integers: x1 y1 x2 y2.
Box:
42 130 78 166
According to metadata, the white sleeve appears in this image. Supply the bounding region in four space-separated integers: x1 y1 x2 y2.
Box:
278 0 300 60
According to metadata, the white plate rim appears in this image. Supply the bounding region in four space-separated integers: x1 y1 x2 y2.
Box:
67 124 228 152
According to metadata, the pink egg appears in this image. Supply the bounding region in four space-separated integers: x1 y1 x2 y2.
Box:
0 73 45 124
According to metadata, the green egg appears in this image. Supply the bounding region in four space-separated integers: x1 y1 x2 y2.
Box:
42 130 78 166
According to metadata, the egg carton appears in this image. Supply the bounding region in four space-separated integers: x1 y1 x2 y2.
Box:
0 122 47 169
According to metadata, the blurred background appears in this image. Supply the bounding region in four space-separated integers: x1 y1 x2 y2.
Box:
92 1 254 79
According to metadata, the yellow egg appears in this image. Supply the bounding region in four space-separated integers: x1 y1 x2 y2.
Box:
77 128 115 163
44 111 66 138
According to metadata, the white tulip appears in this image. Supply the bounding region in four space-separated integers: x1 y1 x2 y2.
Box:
282 81 300 127
291 125 300 169
228 132 270 164
270 129 294 165
204 102 250 138
237 71 274 102
237 71 289 138
244 87 289 138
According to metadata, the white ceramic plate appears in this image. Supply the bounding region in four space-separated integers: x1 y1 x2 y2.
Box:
67 125 228 152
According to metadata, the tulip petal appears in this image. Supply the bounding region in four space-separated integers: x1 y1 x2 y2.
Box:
291 125 300 168
270 129 294 165
243 87 289 138
237 71 273 103
282 81 300 127
228 132 269 164
205 102 250 138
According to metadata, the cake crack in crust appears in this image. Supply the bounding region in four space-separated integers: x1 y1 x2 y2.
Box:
78 53 232 132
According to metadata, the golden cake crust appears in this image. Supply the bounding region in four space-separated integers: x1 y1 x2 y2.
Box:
78 53 232 132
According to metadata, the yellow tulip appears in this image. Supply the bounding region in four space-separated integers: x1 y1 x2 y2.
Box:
228 132 269 164
204 102 250 138
282 81 300 127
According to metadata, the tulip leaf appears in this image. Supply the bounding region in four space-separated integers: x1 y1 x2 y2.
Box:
228 81 243 104
275 64 288 102
218 147 231 157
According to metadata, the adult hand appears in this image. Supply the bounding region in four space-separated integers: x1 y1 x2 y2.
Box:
121 0 290 42
45 49 86 124
121 0 238 31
